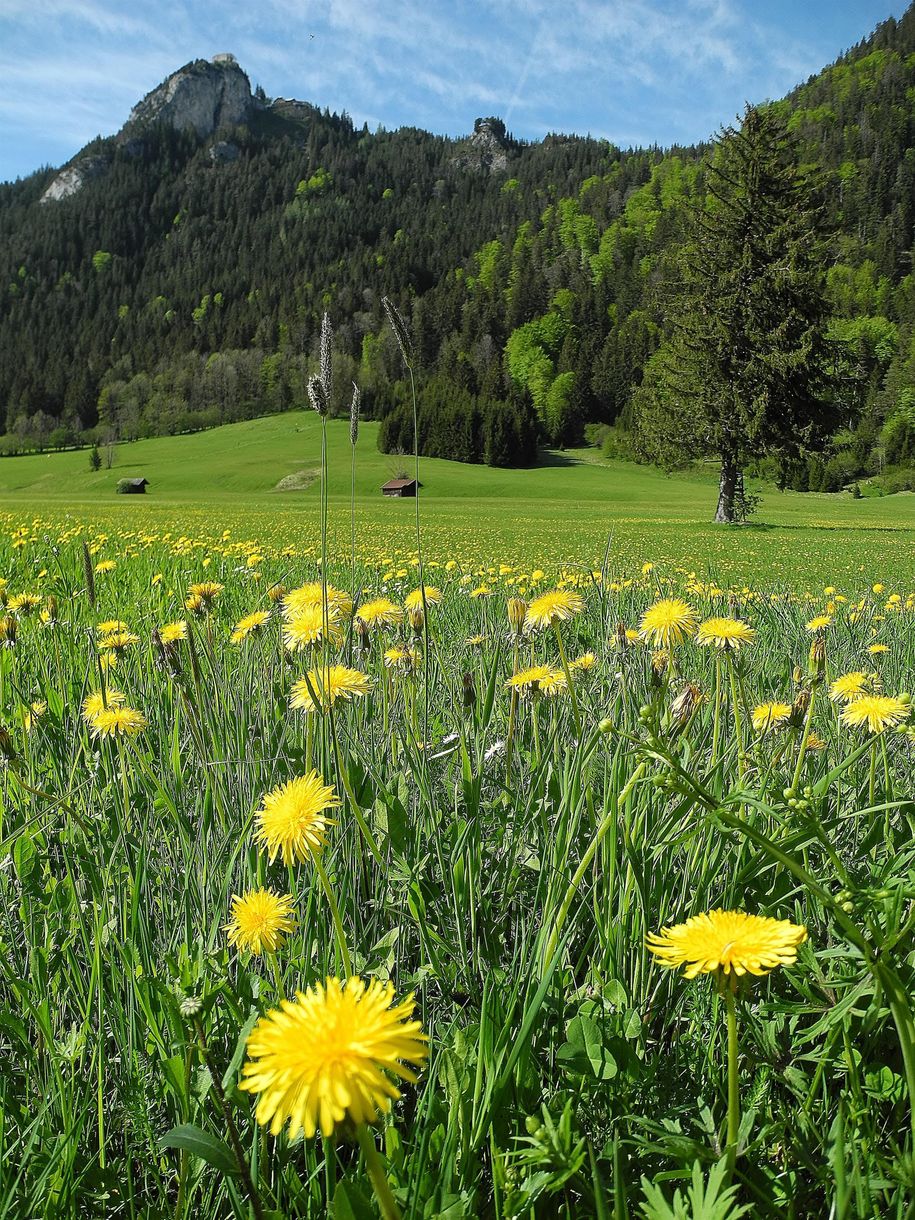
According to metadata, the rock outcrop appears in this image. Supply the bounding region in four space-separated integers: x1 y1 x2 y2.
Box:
126 55 253 139
451 117 511 175
41 55 254 203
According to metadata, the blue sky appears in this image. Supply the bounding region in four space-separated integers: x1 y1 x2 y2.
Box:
0 0 904 182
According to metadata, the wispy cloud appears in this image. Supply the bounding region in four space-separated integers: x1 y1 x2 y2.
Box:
0 0 904 181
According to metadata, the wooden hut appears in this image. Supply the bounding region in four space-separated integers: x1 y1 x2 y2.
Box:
381 478 418 497
116 477 149 494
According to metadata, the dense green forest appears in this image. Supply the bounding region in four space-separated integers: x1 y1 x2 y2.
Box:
3 7 915 485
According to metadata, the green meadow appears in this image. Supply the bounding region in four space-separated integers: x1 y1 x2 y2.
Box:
0 413 913 587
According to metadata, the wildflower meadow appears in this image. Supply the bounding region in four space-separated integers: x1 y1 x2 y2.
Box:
1 490 915 1219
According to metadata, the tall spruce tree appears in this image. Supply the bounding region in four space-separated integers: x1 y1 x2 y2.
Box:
635 104 837 522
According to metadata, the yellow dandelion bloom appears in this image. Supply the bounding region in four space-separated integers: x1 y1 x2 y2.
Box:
98 630 139 651
8 593 42 615
24 700 47 732
404 586 443 612
158 621 188 645
283 582 353 621
647 909 807 979
231 610 271 644
82 688 127 724
524 589 584 631
638 599 698 647
505 665 567 696
806 615 832 632
267 583 288 603
868 643 889 655
254 772 339 864
94 560 116 574
829 671 870 703
290 665 372 712
752 702 792 733
97 619 129 634
0 616 17 646
185 592 205 615
188 581 224 602
90 706 148 738
239 976 428 1138
840 695 909 733
695 617 756 651
354 598 403 628
383 646 420 672
283 605 345 652
569 652 597 672
225 890 296 955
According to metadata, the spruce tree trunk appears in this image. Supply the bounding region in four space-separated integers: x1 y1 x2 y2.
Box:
714 458 738 523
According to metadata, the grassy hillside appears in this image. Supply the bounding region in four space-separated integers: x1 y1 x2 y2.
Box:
1 413 913 586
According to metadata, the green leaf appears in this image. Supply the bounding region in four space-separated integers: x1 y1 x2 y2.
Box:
332 1179 376 1220
561 1013 617 1081
158 1124 239 1176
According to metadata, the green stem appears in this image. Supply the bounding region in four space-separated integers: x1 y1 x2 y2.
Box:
356 1125 402 1220
727 656 744 782
312 853 353 977
790 685 817 794
711 655 722 767
541 760 647 974
553 624 581 737
725 980 740 1174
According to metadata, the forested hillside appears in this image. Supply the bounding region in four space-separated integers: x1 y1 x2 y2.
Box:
3 6 915 482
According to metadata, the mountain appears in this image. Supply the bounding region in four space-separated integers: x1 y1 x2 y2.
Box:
3 8 915 483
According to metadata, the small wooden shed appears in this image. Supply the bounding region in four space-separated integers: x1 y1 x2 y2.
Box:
117 477 149 495
381 478 418 497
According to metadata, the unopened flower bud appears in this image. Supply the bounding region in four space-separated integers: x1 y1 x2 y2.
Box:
507 598 527 635
410 606 425 636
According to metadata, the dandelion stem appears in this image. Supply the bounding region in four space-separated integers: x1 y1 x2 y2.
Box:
356 1124 402 1220
553 623 581 737
724 979 740 1174
791 685 817 794
312 853 353 978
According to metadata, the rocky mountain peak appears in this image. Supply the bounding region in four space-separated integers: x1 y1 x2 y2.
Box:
125 55 254 139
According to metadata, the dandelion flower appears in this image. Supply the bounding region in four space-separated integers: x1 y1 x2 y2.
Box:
254 772 339 864
231 610 271 644
355 598 403 628
752 702 792 733
283 582 353 621
9 593 42 615
289 666 372 713
82 688 127 724
97 619 129 634
384 646 419 672
283 604 345 652
569 652 597 672
158 621 188 645
696 617 755 651
638 599 698 647
98 630 139 652
868 643 889 655
806 615 832 632
840 695 909 733
0 616 17 647
188 581 224 604
829 672 870 703
239 976 428 1138
647 909 807 978
505 665 566 696
90 706 148 738
404 586 442 612
225 890 296 955
524 589 584 631
94 560 116 574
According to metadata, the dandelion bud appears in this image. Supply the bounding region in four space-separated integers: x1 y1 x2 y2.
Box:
808 635 826 681
382 295 414 369
355 617 371 650
46 595 58 623
792 665 803 685
615 621 630 650
307 374 328 417
409 606 425 636
507 598 527 635
179 995 203 1020
462 672 476 710
651 649 669 677
789 687 811 727
349 382 361 446
0 726 18 763
0 616 16 648
670 682 702 728
0 587 7 608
